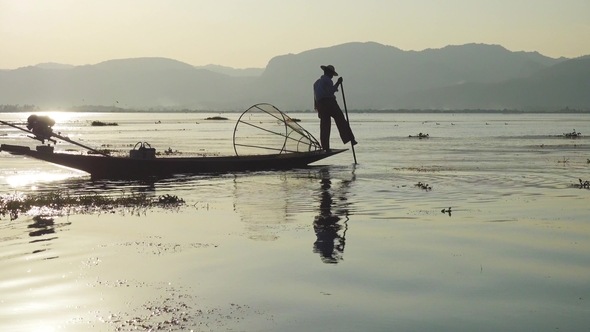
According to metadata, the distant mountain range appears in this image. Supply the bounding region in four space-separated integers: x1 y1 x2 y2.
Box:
1 42 588 111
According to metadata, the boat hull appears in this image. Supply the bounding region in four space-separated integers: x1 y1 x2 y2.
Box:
1 144 347 179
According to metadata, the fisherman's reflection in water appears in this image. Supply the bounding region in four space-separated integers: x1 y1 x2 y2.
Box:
313 167 354 264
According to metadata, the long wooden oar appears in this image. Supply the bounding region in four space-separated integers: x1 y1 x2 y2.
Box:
340 83 357 164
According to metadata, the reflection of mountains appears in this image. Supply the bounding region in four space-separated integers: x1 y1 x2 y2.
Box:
313 167 355 264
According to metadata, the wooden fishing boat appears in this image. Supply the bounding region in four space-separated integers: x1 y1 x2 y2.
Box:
1 104 346 179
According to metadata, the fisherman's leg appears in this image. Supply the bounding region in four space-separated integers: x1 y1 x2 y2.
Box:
319 111 332 151
331 107 354 144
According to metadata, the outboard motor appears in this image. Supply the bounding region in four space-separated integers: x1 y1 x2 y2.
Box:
27 115 56 140
130 142 156 159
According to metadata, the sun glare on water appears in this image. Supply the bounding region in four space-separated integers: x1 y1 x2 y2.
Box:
33 111 82 124
5 172 82 188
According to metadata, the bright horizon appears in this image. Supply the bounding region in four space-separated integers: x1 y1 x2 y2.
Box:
1 0 589 70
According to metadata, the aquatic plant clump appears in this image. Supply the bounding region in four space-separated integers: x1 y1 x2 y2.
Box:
0 191 185 221
408 133 429 139
87 149 115 155
563 129 581 138
414 182 432 190
91 120 119 126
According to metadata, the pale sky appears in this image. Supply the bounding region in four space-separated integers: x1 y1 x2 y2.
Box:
1 0 589 69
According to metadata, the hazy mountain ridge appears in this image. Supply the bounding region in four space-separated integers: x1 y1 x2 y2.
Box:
1 59 239 110
253 42 571 110
398 57 590 110
34 62 76 70
0 42 587 111
195 64 264 77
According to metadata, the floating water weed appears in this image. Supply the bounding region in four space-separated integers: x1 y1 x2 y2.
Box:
563 129 581 138
441 207 452 216
414 182 432 191
408 133 429 139
0 191 185 220
91 120 118 126
87 149 115 155
157 194 185 205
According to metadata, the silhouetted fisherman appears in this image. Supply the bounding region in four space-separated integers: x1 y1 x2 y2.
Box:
313 65 357 152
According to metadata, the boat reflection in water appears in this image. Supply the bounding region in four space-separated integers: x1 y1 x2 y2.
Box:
313 167 355 264
27 215 71 260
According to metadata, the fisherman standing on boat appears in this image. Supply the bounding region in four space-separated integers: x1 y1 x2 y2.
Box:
313 65 357 152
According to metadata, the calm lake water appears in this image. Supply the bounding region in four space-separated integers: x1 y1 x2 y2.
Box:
1 111 589 331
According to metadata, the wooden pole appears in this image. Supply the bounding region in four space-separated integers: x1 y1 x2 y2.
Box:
340 83 357 164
